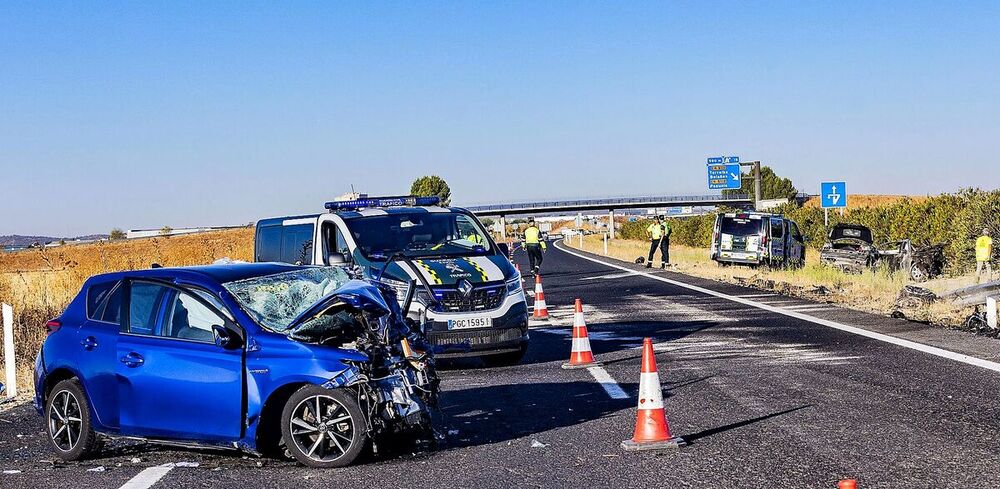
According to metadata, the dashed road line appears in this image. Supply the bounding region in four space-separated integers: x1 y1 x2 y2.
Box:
118 462 199 489
556 241 1000 375
586 365 629 399
118 464 175 489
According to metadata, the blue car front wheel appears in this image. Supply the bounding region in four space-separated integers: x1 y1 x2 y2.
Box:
280 386 368 468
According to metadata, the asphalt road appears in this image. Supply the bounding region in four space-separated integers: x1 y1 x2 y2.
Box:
4 241 1000 488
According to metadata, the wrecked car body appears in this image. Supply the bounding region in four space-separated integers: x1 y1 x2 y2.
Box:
878 240 945 282
34 263 439 468
820 224 878 273
820 224 945 281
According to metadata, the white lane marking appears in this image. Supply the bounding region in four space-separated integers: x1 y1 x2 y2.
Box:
555 241 1000 374
586 365 629 399
580 271 638 281
118 464 175 489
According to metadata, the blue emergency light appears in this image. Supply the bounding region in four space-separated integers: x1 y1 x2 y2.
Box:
325 195 441 211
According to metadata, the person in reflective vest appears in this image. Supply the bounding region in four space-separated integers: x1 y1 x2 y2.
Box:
466 232 484 244
645 216 671 269
523 218 546 275
976 227 993 283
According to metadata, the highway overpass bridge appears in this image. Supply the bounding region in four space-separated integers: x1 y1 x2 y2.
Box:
464 193 754 238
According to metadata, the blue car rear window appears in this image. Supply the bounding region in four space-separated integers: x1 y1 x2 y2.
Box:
129 282 164 335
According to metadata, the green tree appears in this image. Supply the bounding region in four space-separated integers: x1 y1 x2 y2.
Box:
410 175 451 206
109 228 126 241
724 165 797 200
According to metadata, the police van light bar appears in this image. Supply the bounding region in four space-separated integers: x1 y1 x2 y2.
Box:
325 195 441 211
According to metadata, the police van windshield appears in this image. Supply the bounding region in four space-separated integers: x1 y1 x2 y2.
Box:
344 211 491 259
720 216 764 236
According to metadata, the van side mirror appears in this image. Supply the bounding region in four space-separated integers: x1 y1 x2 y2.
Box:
327 252 349 265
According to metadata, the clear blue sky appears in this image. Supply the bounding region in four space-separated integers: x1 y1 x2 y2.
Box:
2 2 998 236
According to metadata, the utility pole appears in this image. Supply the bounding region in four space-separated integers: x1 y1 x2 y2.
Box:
753 160 762 210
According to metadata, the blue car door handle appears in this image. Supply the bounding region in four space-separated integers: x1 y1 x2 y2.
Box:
80 336 98 351
120 352 145 368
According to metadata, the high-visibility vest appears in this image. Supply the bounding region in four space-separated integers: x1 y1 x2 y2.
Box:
647 222 667 240
976 235 993 262
524 226 541 244
467 233 484 244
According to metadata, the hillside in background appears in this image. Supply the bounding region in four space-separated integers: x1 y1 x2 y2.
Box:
0 234 109 247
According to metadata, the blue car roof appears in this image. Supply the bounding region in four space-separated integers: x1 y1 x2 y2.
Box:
90 262 306 286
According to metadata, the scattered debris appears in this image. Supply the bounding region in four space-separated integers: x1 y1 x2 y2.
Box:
87 466 106 472
3 470 22 474
895 285 938 309
447 429 460 436
530 439 549 448
174 462 200 468
130 458 141 464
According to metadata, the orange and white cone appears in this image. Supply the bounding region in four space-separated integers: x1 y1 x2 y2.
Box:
531 275 549 319
838 480 857 489
561 299 600 369
621 337 684 450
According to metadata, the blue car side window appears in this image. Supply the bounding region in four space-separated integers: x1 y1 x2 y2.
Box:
128 282 166 335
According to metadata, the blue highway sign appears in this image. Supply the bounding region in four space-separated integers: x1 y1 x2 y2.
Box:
707 157 724 164
821 181 847 208
708 163 742 190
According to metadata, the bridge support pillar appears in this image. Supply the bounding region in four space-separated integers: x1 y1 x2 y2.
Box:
608 209 615 239
499 215 507 240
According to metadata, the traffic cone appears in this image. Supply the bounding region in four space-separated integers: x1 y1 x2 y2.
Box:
621 337 684 451
531 275 549 319
838 480 857 489
561 299 600 369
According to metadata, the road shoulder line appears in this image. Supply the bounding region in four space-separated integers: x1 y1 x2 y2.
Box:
555 241 1000 375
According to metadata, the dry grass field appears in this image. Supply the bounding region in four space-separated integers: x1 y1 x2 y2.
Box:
567 235 975 327
0 228 254 396
801 194 929 209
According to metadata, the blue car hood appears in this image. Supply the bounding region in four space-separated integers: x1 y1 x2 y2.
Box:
286 279 392 332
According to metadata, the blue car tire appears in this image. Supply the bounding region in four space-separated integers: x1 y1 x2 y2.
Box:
280 385 368 468
46 379 101 461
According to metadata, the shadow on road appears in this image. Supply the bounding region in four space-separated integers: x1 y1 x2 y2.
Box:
680 405 812 445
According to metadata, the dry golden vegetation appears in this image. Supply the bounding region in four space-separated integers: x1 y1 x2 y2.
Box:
801 194 929 209
567 235 976 327
0 228 254 396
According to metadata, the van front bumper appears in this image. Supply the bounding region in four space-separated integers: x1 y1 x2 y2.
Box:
424 295 529 358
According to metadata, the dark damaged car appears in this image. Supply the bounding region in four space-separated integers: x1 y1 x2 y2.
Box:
819 224 878 273
34 263 439 468
820 224 945 281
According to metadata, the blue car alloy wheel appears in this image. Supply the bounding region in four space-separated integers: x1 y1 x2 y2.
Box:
280 386 368 468
46 379 101 460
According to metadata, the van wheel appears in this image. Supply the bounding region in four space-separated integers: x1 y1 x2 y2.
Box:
482 346 528 367
281 386 367 468
46 379 101 461
910 265 928 282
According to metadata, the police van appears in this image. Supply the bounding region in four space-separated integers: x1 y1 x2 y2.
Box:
710 211 806 268
254 196 529 366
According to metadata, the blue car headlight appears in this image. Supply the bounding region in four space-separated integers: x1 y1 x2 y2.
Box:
505 274 523 296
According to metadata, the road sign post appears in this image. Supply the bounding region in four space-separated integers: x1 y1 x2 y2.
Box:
2 303 15 398
820 181 848 226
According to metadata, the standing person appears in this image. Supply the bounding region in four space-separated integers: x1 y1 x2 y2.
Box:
976 227 993 283
645 216 671 268
523 218 546 275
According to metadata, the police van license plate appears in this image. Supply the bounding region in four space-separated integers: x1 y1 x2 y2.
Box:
448 316 492 330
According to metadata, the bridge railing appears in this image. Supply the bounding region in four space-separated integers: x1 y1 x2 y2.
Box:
464 194 751 212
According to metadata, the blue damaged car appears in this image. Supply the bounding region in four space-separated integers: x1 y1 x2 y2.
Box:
34 263 439 468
